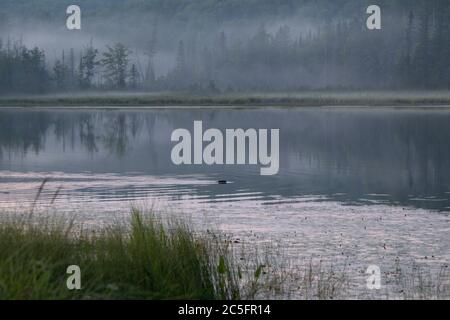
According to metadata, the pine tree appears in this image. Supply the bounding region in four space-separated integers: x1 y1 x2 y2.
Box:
176 40 186 75
413 1 431 88
129 63 139 89
53 59 68 90
101 43 131 89
398 10 414 87
79 43 99 89
430 0 446 87
144 20 158 89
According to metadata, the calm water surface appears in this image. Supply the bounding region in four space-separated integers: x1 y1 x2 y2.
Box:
0 107 449 297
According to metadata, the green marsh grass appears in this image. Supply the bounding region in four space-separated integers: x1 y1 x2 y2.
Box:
0 208 447 300
0 209 249 300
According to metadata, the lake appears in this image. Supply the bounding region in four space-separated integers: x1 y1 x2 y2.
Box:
0 107 449 297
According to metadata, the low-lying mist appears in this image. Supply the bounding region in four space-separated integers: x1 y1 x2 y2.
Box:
0 0 449 94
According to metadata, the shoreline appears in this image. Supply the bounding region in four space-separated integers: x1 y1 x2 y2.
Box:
0 209 448 300
3 92 450 108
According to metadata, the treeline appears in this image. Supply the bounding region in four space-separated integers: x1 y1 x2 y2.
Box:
0 41 138 94
0 0 449 94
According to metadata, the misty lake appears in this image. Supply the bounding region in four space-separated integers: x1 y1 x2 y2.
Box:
0 107 449 297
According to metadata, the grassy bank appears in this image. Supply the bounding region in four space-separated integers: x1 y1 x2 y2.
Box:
0 210 256 300
2 91 450 107
0 209 448 300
